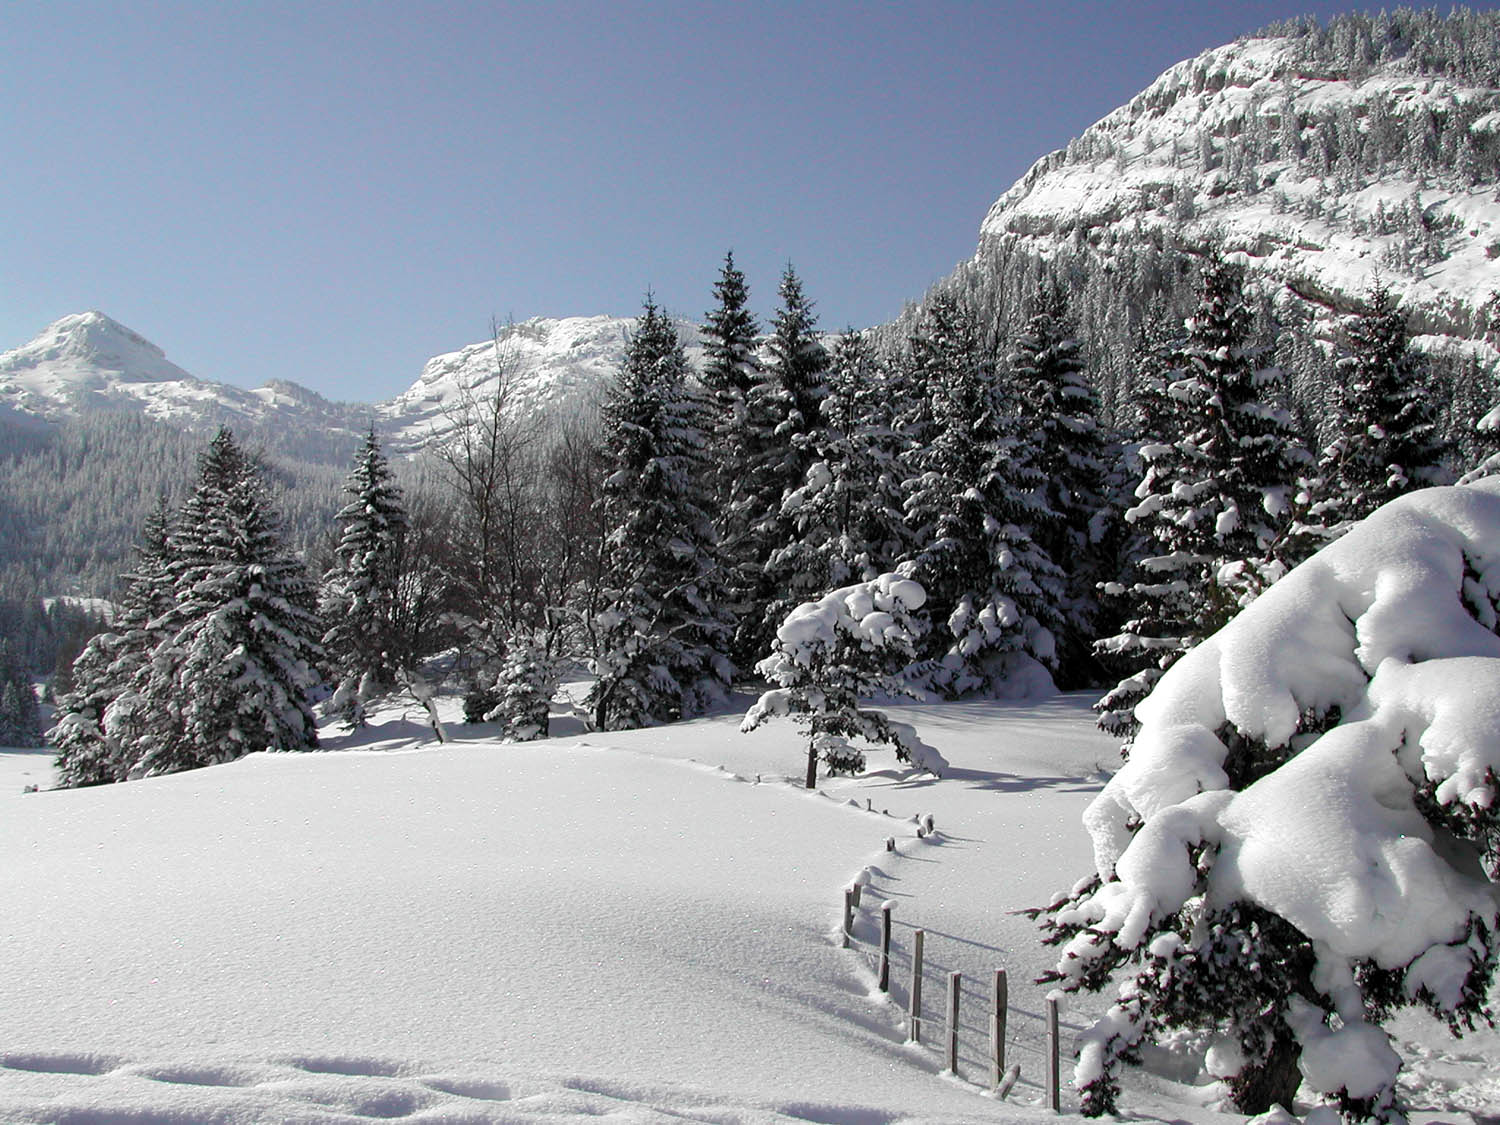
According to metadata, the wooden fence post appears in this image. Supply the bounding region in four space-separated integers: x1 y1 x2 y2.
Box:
908 929 924 1043
991 968 1008 1089
946 971 961 1076
842 887 854 949
1046 994 1061 1112
878 902 893 992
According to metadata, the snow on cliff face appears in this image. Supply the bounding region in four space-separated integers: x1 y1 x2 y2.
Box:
376 314 704 450
978 34 1500 362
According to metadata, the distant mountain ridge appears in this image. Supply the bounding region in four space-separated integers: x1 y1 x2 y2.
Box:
0 311 701 453
0 311 354 433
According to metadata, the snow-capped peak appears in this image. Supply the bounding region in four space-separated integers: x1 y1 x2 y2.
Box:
0 310 197 392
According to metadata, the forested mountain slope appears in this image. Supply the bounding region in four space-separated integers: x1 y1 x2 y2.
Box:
924 10 1500 426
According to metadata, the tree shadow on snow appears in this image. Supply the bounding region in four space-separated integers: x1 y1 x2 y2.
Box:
864 764 1102 796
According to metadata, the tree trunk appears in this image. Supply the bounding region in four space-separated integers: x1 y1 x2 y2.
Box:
806 739 818 789
1229 1037 1302 1115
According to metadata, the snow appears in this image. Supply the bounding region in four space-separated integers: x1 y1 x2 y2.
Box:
2 677 1496 1123
0 312 673 450
1060 481 1500 1111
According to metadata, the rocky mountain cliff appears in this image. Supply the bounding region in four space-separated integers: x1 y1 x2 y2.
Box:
956 11 1500 373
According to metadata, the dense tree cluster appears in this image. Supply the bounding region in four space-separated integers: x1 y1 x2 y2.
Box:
53 430 325 784
31 245 1467 799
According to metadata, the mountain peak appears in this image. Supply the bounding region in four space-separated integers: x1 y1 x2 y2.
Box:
2 310 189 387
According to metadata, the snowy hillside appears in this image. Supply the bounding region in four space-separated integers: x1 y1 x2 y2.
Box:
0 312 359 434
376 314 704 450
975 26 1500 362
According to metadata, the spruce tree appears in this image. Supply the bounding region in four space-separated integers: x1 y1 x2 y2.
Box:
321 426 408 727
1296 286 1449 546
136 428 323 776
732 264 831 667
1007 289 1114 685
588 298 733 730
900 295 1066 696
1096 255 1309 739
0 641 43 749
54 497 177 786
484 629 557 741
700 250 761 481
767 330 907 614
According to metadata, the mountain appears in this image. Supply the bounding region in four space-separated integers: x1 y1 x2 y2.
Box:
946 11 1500 376
0 311 358 436
376 314 703 450
0 311 703 454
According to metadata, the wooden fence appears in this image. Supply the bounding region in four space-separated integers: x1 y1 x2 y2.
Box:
842 880 1064 1111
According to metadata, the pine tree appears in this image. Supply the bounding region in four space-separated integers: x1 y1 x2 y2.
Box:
730 265 831 668
135 428 323 776
321 427 408 727
54 497 178 786
588 298 733 730
742 574 945 787
1008 289 1114 685
484 628 557 741
0 641 43 749
1096 255 1309 739
900 295 1066 696
700 250 761 483
1296 286 1449 546
767 330 908 614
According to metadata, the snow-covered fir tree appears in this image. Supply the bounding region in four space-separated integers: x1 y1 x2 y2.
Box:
321 426 408 727
135 428 323 776
767 330 908 612
1039 482 1500 1121
588 298 733 730
699 250 762 498
899 295 1065 697
1007 288 1115 685
483 628 558 741
1295 285 1450 547
1095 254 1309 739
742 574 945 787
731 265 831 668
53 496 178 786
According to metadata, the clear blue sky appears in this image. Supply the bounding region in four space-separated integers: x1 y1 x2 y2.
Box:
3 1 1484 401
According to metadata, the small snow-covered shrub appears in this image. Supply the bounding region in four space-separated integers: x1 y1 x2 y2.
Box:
483 631 559 742
742 574 947 788
1038 482 1500 1122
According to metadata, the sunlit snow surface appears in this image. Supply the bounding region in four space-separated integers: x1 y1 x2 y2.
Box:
1 685 1494 1122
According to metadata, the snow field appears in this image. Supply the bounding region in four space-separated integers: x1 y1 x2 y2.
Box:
1 724 1019 1124
3 689 1495 1123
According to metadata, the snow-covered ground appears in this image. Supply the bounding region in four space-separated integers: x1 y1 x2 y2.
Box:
1 690 1494 1124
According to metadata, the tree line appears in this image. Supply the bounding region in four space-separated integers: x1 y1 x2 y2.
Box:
30 246 1462 782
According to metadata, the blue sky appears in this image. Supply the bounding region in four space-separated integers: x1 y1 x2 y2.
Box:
3 1 1487 401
